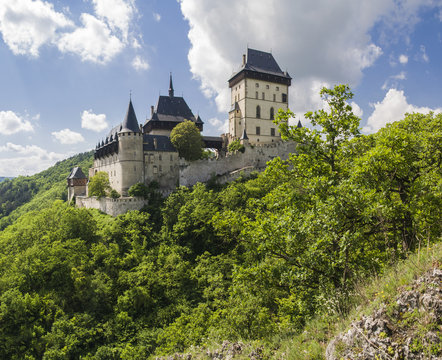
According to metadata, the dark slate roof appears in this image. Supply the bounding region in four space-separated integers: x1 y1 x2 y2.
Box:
240 128 249 140
68 167 87 179
297 120 303 128
244 48 288 76
121 99 140 133
196 115 203 124
156 95 195 119
228 48 291 85
143 134 177 152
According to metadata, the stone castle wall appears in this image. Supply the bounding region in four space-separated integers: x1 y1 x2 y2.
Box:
179 140 296 187
75 196 148 217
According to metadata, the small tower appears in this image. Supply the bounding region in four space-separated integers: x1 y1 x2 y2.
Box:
67 167 88 202
116 99 144 195
169 73 174 97
240 127 249 145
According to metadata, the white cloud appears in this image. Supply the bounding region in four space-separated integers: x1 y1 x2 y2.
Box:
381 71 407 90
350 102 363 118
57 13 124 64
178 0 441 116
153 12 161 22
81 110 108 132
51 128 85 144
364 88 442 133
0 110 34 135
418 44 429 62
208 117 228 133
399 54 408 64
91 0 136 41
0 0 73 57
132 55 149 71
0 142 66 176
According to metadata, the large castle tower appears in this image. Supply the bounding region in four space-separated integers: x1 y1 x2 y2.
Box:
228 49 291 144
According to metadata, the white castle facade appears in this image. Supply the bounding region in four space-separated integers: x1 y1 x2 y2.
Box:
68 49 297 215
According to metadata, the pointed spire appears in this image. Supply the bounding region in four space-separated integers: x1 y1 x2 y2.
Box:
120 99 140 133
240 128 249 140
297 120 303 128
169 72 174 97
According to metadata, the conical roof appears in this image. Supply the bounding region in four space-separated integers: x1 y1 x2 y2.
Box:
120 99 140 133
240 128 249 140
297 120 303 128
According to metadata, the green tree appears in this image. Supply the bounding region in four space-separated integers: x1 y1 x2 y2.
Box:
128 183 149 198
170 120 204 161
88 171 111 198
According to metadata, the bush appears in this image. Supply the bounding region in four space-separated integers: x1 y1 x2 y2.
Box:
88 171 110 198
109 189 121 199
228 139 245 153
128 183 149 198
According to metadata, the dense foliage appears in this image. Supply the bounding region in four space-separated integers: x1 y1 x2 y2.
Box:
227 139 245 153
0 87 440 359
170 120 204 161
88 171 111 198
0 152 93 229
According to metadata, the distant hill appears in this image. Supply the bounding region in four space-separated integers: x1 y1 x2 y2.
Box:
0 177 14 183
0 151 93 230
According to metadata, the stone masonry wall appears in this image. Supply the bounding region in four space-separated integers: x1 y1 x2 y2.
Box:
179 140 296 187
76 196 148 217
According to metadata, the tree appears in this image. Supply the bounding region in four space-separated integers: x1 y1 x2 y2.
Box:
128 183 149 198
88 171 110 198
170 120 204 161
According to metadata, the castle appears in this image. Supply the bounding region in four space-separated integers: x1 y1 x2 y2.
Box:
69 49 297 215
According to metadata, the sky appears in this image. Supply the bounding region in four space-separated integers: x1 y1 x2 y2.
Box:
0 0 441 176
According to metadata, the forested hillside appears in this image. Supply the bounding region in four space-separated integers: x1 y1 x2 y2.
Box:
0 86 440 359
0 151 93 230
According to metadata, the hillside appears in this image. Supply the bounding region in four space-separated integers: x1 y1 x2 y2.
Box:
0 151 93 229
0 177 14 183
0 87 440 359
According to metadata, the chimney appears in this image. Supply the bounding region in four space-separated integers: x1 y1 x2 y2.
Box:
151 105 154 116
242 54 246 66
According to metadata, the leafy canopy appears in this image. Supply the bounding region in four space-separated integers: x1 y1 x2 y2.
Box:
170 120 204 161
88 171 110 198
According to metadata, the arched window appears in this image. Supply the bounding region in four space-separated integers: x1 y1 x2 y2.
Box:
256 105 261 118
270 107 274 120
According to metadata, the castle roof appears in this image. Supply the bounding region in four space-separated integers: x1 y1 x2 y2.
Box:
67 167 87 180
229 48 291 87
143 77 203 133
240 128 249 140
143 134 176 152
121 99 140 133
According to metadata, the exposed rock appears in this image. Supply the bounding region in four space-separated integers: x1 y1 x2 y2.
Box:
326 268 442 360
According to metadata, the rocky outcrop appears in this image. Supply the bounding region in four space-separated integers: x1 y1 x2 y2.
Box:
326 268 442 360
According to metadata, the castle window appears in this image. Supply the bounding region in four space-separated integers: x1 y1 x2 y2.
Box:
282 93 287 103
153 166 158 174
273 94 276 102
266 84 269 89
255 83 259 88
159 165 162 172
255 91 258 99
262 92 265 100
256 126 261 135
276 86 279 91
271 128 275 136
270 107 274 120
256 105 261 118
149 154 154 163
159 154 162 161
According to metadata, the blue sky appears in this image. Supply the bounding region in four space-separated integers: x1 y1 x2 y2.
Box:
0 0 441 176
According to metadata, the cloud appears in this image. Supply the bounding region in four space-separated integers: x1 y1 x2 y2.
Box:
91 0 136 41
0 0 73 57
0 142 66 176
57 13 124 64
418 44 429 62
153 12 161 22
132 55 149 71
178 0 441 116
81 110 108 132
399 54 408 64
0 0 139 65
51 128 85 144
350 102 363 118
364 88 442 133
208 117 228 133
0 110 34 135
